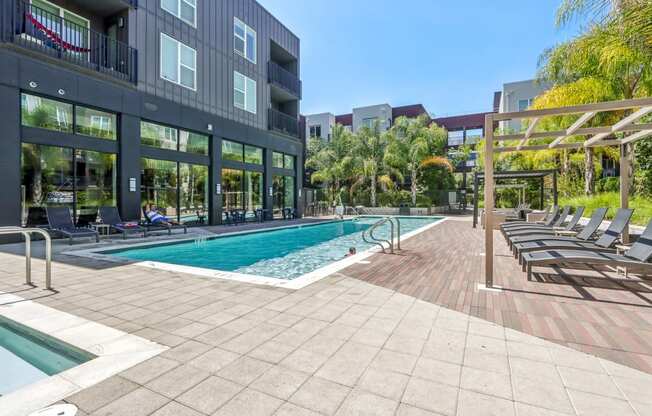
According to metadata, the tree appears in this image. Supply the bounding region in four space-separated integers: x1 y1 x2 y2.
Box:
351 122 389 207
418 156 455 205
384 114 448 205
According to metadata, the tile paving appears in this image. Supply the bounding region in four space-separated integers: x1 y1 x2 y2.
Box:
0 218 650 415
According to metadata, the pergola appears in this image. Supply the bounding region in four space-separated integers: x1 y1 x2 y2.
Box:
472 169 558 228
482 97 652 290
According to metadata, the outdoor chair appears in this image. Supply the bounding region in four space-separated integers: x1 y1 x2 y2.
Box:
508 207 608 251
99 207 147 239
45 207 99 245
500 205 556 233
521 218 652 280
503 206 579 240
513 208 634 263
141 207 188 235
502 205 571 239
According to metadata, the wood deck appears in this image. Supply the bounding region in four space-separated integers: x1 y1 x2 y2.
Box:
342 216 652 374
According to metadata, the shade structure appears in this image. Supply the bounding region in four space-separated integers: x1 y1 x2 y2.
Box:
482 97 652 288
473 169 558 228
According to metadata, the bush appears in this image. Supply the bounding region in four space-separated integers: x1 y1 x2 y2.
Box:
596 177 620 193
558 192 652 226
377 190 411 207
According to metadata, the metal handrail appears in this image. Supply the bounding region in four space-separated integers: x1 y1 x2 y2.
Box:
386 217 401 250
362 217 394 254
0 227 52 290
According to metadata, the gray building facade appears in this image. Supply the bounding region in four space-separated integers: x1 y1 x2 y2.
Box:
0 0 303 228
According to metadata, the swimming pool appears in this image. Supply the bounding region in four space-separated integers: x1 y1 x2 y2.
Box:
104 216 442 281
0 316 93 395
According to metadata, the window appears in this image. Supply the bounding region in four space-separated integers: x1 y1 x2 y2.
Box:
518 98 534 112
272 175 295 218
21 93 72 133
284 155 294 170
362 117 378 130
179 163 208 222
31 0 90 56
244 145 263 165
447 130 464 147
141 121 178 150
272 152 284 168
465 128 483 145
233 71 256 113
160 33 196 90
309 125 321 138
179 131 209 155
222 140 244 162
161 0 196 26
221 168 263 215
234 17 256 63
75 106 117 140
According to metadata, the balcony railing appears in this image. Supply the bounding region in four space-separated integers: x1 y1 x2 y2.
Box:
2 0 137 84
268 61 301 99
269 108 299 138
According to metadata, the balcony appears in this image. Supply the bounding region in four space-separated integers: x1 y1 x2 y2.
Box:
2 0 138 84
268 61 301 100
269 108 299 138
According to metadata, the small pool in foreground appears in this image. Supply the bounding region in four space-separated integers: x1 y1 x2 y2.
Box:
0 316 94 395
105 216 442 280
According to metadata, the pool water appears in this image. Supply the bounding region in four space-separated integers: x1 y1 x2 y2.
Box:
107 216 441 279
0 316 93 395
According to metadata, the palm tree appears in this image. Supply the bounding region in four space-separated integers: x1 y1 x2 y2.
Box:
352 121 388 207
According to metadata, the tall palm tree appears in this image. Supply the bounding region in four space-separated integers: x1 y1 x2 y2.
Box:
352 122 388 207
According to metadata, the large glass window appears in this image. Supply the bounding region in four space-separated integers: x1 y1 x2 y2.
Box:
160 33 196 90
221 169 263 219
447 130 464 147
141 158 178 220
222 140 244 162
244 145 263 165
75 106 117 140
234 17 256 63
309 125 321 138
179 131 209 155
222 168 243 212
465 128 483 145
141 121 178 150
284 155 295 170
161 0 196 26
244 171 263 212
518 98 534 112
284 176 295 209
234 71 256 114
20 143 116 225
21 93 73 133
180 163 208 223
272 175 295 218
272 152 284 168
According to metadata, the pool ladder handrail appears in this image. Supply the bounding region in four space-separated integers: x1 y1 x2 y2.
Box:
0 227 52 290
361 216 401 254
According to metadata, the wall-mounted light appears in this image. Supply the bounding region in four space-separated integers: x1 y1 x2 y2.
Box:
207 123 213 131
58 89 65 96
28 81 38 88
118 17 124 28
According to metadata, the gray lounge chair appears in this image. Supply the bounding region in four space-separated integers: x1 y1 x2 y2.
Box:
513 208 634 263
141 207 188 235
522 218 652 280
503 206 573 241
45 207 99 245
500 205 555 231
505 206 582 241
508 208 608 251
99 207 147 239
501 206 560 237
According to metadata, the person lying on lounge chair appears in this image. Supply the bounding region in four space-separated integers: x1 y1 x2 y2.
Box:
144 204 180 226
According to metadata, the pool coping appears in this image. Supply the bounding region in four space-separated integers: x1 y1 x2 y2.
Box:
64 216 448 290
0 292 167 416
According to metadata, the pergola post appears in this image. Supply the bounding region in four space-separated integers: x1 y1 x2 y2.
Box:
484 114 494 288
620 144 631 244
553 171 558 206
539 177 544 209
473 172 479 228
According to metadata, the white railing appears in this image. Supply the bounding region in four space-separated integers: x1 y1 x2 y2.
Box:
0 227 52 290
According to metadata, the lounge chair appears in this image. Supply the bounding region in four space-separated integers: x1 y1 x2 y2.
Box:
141 207 187 235
500 205 557 233
508 208 608 252
99 207 147 239
503 206 572 239
513 208 634 263
45 207 99 245
522 218 652 280
504 206 581 240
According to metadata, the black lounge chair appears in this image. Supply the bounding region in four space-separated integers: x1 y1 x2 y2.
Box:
522 218 652 280
508 208 608 251
504 206 581 240
500 205 558 234
141 207 188 235
513 208 634 263
503 206 572 239
99 207 147 239
45 207 99 245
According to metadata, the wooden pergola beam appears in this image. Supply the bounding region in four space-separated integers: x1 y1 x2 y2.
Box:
548 111 596 148
494 122 652 142
517 117 539 150
584 106 652 147
620 129 652 145
494 140 621 153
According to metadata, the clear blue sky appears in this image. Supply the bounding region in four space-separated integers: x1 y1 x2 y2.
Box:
258 0 582 117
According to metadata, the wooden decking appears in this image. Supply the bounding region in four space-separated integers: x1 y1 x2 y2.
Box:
342 216 652 374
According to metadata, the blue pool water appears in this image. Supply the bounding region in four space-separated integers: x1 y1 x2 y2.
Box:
0 316 93 395
107 216 441 279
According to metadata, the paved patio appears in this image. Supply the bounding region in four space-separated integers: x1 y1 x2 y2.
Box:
0 218 651 416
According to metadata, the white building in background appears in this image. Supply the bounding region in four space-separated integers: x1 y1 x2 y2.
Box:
498 79 552 132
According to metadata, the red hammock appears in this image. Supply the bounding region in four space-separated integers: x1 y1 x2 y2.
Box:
26 12 91 53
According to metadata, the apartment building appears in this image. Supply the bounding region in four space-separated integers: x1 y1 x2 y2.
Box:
498 79 551 132
0 0 303 227
304 103 429 140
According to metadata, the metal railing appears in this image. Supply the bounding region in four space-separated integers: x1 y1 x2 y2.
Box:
268 108 299 137
268 61 301 98
0 227 52 290
361 216 402 254
4 0 138 84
